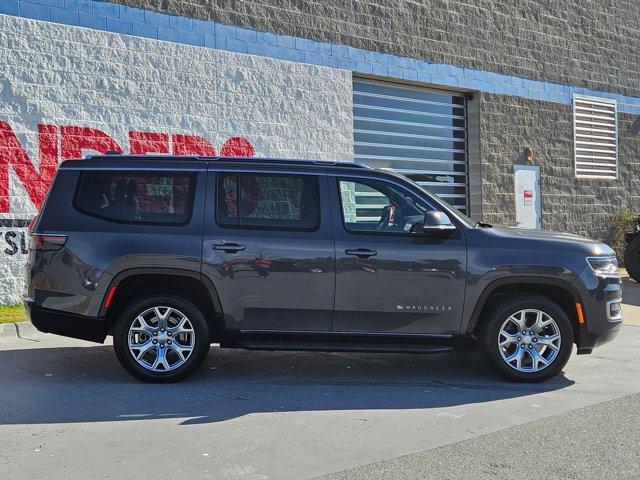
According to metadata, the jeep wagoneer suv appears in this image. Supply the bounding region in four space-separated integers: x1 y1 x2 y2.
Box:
25 156 622 382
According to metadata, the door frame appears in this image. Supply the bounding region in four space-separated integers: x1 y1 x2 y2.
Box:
201 166 337 332
326 171 468 334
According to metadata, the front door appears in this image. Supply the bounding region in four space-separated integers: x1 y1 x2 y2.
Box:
329 175 466 335
202 169 335 331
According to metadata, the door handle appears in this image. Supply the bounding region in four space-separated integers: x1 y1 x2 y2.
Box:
212 242 246 253
345 248 378 258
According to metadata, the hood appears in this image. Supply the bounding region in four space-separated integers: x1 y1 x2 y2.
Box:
484 226 615 256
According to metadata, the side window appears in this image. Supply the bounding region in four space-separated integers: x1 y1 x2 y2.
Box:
217 173 320 230
75 171 195 224
338 178 431 234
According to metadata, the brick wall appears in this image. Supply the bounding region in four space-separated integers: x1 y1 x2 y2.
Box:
0 14 353 304
104 0 640 98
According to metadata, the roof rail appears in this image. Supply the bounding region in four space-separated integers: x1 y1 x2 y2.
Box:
210 156 371 169
78 154 371 169
84 151 121 159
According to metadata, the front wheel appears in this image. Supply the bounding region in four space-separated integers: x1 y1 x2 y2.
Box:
624 234 640 282
113 294 211 383
479 294 574 382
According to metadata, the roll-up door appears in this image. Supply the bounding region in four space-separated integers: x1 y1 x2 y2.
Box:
353 78 469 213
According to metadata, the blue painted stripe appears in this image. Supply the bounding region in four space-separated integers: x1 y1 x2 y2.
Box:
0 0 19 15
3 0 640 114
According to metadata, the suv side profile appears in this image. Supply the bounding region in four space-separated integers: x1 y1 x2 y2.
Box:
25 156 623 382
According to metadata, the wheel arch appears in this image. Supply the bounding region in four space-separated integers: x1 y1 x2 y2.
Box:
467 276 584 342
101 268 224 340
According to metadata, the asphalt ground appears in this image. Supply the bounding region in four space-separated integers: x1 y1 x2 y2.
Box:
317 392 640 480
1 279 639 479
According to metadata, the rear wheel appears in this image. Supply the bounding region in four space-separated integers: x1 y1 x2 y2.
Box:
624 235 640 282
479 294 573 382
113 294 210 383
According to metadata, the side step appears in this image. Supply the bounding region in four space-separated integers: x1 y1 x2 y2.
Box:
220 331 469 354
235 340 454 354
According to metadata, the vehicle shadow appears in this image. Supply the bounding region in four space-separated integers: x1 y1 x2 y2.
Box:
0 343 575 426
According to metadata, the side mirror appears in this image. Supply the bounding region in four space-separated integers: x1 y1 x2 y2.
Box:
422 210 456 236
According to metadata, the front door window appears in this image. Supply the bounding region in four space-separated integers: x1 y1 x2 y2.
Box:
338 178 432 234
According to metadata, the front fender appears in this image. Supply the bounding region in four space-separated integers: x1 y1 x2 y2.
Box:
462 270 583 334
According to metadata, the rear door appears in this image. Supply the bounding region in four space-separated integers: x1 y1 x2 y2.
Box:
201 167 335 331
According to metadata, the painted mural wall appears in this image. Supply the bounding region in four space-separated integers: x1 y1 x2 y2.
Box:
0 14 354 304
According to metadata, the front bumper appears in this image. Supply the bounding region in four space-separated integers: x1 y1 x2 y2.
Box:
576 328 621 354
25 302 108 343
573 268 623 353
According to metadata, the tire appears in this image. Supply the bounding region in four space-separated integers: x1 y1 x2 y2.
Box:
113 293 211 383
624 235 640 282
479 294 573 382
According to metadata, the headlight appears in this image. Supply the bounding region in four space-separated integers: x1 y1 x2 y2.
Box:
586 256 618 275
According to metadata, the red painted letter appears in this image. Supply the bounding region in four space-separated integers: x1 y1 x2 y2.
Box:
220 137 255 157
0 122 58 212
172 134 216 156
129 131 169 155
61 126 123 160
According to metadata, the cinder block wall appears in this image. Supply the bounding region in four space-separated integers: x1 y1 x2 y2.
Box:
0 14 353 304
107 0 640 97
478 94 640 237
105 0 640 236
0 0 639 305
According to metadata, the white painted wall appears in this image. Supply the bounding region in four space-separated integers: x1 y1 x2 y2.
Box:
0 14 354 304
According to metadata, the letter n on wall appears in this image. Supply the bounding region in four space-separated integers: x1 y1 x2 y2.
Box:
0 122 58 213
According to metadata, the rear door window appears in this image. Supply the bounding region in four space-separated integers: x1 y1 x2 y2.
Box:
216 173 320 230
75 171 196 224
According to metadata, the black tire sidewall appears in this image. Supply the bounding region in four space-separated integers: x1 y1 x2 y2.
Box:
113 294 210 383
480 295 573 382
624 235 640 282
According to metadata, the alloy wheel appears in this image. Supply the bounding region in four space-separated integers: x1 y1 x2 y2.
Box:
127 306 195 372
498 309 561 373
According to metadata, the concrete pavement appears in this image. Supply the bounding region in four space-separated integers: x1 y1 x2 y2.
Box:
622 272 640 325
1 281 639 479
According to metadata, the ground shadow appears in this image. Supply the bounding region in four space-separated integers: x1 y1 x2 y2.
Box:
622 276 640 306
0 343 574 426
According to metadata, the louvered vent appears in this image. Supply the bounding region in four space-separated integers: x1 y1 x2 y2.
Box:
573 95 618 179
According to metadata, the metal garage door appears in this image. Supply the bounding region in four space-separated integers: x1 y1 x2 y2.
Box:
353 78 468 213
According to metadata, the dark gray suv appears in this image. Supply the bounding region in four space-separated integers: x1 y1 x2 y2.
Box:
25 155 623 382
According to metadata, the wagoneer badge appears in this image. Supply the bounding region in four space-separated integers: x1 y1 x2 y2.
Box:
396 305 453 311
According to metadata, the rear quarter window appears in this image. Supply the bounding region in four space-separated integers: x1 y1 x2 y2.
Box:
74 171 196 225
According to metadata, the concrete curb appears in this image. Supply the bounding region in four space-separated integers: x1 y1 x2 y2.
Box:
0 321 37 339
15 321 38 338
0 322 18 338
